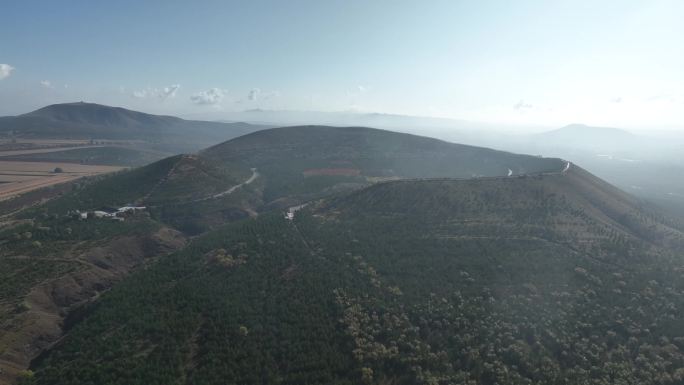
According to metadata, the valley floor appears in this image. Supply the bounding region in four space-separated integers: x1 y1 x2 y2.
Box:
0 161 123 201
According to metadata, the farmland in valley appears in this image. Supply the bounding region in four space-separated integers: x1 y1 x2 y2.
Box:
0 160 123 201
0 139 154 202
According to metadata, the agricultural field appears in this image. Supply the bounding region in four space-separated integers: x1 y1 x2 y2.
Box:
0 145 104 157
0 161 123 201
0 139 90 152
0 139 161 204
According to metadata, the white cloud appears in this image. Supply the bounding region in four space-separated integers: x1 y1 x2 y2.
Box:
40 80 53 89
0 64 14 80
161 84 180 99
190 88 227 105
132 84 180 100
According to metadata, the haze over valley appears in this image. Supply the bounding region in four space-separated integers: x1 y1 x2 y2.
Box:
2 2 684 385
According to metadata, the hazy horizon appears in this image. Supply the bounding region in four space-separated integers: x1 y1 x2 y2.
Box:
2 0 684 130
5 3 684 384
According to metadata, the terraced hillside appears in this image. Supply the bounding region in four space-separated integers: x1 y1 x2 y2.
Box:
21 166 684 385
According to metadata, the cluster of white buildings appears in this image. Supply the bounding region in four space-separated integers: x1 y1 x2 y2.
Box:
76 206 147 221
284 204 307 221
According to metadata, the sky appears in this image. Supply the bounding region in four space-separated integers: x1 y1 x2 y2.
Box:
1 0 683 130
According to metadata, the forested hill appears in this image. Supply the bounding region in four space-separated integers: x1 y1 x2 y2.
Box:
0 102 267 152
30 153 259 234
203 125 564 177
322 165 684 252
23 165 684 385
30 125 568 234
202 125 566 203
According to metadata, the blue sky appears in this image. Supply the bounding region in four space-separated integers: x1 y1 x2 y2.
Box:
1 0 683 129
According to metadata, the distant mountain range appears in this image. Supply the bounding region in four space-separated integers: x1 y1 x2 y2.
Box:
0 102 269 153
212 109 477 130
492 123 684 216
539 123 636 141
3 103 684 220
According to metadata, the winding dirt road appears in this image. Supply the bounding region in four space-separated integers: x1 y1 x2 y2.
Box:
193 168 260 202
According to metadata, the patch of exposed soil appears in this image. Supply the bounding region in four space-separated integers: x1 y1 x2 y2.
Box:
0 227 185 385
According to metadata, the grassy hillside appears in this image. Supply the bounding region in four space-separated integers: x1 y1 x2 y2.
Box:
21 167 684 385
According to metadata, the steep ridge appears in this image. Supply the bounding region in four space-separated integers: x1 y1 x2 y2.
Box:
31 154 259 234
34 154 249 210
0 218 186 385
21 166 684 385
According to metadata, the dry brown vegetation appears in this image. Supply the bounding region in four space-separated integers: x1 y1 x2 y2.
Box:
0 161 123 201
